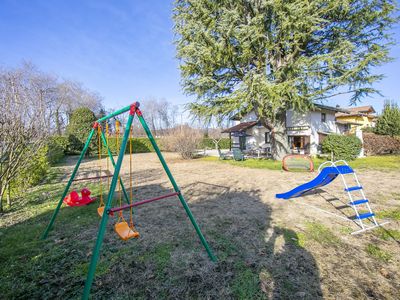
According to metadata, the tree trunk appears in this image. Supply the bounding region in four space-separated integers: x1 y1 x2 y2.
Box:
55 108 62 136
213 140 219 150
262 113 290 161
6 184 11 207
0 185 4 213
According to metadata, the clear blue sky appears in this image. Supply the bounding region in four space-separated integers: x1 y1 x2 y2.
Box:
0 0 399 113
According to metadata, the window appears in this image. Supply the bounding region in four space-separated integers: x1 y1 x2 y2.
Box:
265 132 271 143
321 113 326 123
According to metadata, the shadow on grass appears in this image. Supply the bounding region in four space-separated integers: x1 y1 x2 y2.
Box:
0 168 323 299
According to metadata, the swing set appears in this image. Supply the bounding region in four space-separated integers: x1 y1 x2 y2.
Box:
41 102 216 300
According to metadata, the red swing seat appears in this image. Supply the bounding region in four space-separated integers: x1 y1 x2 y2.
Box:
63 188 96 207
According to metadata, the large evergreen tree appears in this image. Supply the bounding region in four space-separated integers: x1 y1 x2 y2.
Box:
66 107 97 154
173 0 397 158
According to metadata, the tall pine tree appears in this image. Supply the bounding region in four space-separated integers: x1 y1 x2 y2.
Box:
375 101 400 136
173 0 397 159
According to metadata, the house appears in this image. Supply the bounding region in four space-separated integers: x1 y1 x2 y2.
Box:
222 104 347 156
335 105 376 134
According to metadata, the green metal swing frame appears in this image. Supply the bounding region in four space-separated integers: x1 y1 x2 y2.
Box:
41 102 216 300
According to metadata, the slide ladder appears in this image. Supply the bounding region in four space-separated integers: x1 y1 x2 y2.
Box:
318 160 385 234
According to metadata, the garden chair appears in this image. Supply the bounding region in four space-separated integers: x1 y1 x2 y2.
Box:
218 148 229 160
233 148 245 161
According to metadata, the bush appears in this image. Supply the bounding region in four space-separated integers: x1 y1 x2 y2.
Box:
11 146 50 195
361 126 375 133
321 134 362 161
162 126 202 159
66 107 97 154
102 137 157 155
200 138 231 149
47 136 69 164
363 132 400 155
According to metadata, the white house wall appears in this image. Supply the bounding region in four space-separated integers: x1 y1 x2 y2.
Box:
309 110 340 154
286 110 310 127
246 126 269 149
231 126 270 150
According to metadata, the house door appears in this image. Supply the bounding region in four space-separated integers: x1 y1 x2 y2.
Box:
289 136 310 154
239 136 246 150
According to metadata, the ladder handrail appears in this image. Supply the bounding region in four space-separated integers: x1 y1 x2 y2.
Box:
317 160 349 173
317 160 382 233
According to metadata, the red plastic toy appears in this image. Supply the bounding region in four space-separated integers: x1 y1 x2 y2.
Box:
63 188 96 207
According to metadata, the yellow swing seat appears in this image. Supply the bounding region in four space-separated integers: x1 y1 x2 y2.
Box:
114 221 140 241
97 206 105 217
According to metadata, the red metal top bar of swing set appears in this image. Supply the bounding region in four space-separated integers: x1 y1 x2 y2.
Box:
94 102 141 124
108 191 179 214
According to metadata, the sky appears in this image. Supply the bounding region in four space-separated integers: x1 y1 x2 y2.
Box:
0 0 399 114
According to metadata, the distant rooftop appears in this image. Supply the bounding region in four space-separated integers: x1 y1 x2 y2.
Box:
222 121 258 133
336 105 376 118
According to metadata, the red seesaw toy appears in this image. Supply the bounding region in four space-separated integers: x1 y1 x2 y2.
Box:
63 188 96 207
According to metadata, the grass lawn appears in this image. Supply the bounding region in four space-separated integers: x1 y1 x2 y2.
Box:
201 155 400 171
1 153 399 299
0 161 269 299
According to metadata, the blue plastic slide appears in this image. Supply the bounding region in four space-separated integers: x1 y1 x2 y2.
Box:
276 165 354 199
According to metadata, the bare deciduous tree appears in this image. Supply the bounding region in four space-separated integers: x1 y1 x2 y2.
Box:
0 65 49 211
162 125 202 159
141 97 179 136
56 80 103 135
0 63 103 211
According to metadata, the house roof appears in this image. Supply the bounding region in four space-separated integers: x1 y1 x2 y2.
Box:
222 121 258 133
336 105 376 118
346 105 376 114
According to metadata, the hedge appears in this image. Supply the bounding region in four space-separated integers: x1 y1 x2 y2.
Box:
321 134 362 161
200 138 231 149
100 137 157 155
363 133 400 155
11 145 50 196
45 136 232 157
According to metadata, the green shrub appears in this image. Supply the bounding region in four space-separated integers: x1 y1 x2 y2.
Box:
47 136 69 164
67 135 85 154
321 134 362 160
50 136 69 152
200 138 231 149
101 137 157 155
66 107 97 154
11 146 50 195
